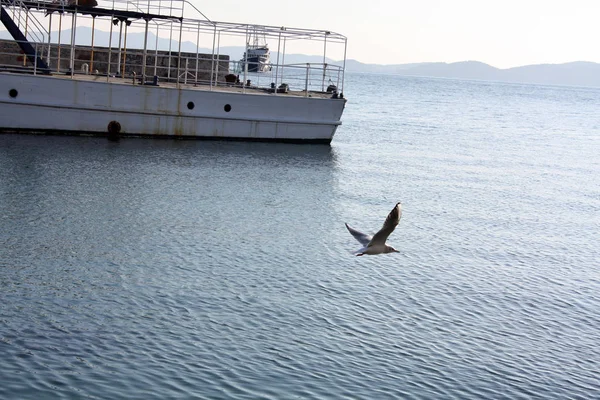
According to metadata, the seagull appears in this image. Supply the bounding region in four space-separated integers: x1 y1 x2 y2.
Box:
345 202 402 256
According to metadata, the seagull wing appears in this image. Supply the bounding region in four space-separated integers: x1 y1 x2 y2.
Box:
369 203 402 246
345 223 372 247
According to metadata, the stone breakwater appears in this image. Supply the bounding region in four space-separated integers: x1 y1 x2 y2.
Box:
0 38 229 82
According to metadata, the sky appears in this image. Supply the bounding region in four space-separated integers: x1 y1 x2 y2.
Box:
195 0 600 69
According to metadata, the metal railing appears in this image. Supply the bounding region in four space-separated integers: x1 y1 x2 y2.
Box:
0 0 347 95
1 0 49 45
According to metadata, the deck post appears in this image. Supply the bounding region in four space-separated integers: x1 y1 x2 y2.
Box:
176 18 183 87
153 24 159 76
194 21 200 84
107 16 114 81
90 16 95 72
69 11 77 78
322 31 329 92
57 13 62 72
121 20 129 78
142 18 149 81
209 25 216 90
304 63 309 97
214 31 220 87
280 37 286 85
242 26 248 94
177 1 184 86
46 13 52 67
153 0 161 76
274 31 281 96
116 19 122 76
341 39 347 94
23 11 28 66
167 21 173 80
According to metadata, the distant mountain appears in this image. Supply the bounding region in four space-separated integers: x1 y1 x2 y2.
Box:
344 60 600 88
397 61 501 80
503 61 600 87
2 27 599 87
344 59 434 75
0 27 336 63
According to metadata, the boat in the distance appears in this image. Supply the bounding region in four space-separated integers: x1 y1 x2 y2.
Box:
0 0 347 144
240 30 271 73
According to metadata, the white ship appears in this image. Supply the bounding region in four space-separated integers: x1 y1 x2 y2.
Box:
0 0 347 144
240 30 271 73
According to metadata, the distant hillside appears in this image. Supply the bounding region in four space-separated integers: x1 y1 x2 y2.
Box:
0 27 336 64
345 60 600 88
2 27 599 87
344 59 430 75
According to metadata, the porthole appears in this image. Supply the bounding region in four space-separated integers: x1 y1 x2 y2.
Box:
224 104 232 112
9 89 18 98
187 101 194 110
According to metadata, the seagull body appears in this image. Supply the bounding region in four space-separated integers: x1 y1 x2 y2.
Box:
346 202 402 256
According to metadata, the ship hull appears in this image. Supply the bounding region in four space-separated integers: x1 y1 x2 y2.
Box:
244 56 270 73
0 73 345 144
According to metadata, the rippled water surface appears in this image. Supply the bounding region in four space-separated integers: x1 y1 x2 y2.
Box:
1 74 599 399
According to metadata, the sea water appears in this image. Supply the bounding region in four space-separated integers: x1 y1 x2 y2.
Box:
1 74 599 399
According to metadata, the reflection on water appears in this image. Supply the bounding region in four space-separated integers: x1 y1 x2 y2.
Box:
0 134 339 169
1 134 340 270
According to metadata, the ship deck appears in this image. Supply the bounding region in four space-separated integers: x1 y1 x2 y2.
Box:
1 0 347 99
34 71 337 99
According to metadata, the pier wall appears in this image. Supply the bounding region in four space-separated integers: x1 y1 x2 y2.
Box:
0 38 229 82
